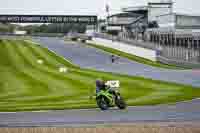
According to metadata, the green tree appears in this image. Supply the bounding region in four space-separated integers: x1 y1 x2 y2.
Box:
39 24 48 33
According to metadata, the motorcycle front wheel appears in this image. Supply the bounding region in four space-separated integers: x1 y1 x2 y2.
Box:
96 96 109 110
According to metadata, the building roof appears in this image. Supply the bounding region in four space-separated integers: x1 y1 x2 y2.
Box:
148 2 173 6
107 12 146 26
122 2 174 14
122 6 148 14
108 12 141 18
175 13 200 17
155 12 200 18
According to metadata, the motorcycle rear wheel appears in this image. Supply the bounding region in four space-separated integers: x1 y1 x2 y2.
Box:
115 95 127 110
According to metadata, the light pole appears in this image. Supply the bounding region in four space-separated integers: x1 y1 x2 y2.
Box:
106 3 110 26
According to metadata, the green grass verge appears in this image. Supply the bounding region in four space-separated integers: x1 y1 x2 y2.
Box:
87 43 184 69
0 39 199 112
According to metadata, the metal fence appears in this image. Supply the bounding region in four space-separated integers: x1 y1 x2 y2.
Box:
93 31 200 67
146 29 200 63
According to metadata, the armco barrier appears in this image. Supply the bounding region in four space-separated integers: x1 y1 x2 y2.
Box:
93 32 156 50
88 38 157 61
157 56 200 69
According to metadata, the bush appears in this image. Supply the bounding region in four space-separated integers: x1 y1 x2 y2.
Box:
71 37 78 41
81 39 86 43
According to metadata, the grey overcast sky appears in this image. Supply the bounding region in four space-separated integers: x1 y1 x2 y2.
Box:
0 0 199 18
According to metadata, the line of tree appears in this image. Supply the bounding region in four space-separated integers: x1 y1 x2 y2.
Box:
23 23 87 34
0 23 16 33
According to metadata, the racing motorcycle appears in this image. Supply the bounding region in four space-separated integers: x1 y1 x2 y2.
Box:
95 85 127 110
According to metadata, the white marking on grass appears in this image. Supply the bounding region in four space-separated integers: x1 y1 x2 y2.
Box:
59 66 68 73
37 59 44 64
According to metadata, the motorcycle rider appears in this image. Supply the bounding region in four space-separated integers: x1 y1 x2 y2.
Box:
95 79 106 94
89 79 105 100
93 79 126 110
95 79 116 96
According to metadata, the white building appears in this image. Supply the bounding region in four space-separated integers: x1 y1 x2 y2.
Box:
156 13 200 29
102 0 200 40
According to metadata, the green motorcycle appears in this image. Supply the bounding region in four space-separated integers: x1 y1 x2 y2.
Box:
96 87 126 110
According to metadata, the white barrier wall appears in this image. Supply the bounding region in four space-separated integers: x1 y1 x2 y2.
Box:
88 38 157 61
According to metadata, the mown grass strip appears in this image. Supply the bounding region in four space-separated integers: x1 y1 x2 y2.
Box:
12 40 88 99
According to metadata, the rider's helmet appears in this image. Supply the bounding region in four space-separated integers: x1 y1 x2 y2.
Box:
96 79 105 89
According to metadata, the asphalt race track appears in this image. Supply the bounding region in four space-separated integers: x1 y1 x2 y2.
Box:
1 37 200 127
0 99 200 127
34 37 200 87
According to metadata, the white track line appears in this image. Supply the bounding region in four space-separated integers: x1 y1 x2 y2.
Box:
0 98 199 114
